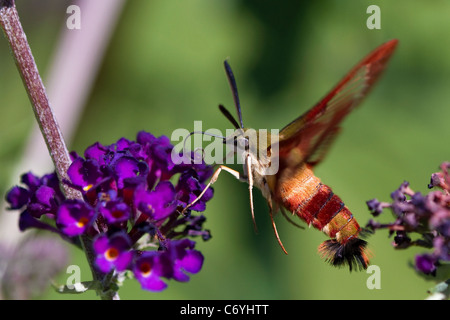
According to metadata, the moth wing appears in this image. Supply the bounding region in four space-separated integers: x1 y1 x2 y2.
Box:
276 39 398 168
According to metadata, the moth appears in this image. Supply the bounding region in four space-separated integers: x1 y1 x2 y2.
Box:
183 40 398 271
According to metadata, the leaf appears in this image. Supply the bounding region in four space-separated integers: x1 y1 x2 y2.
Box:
52 280 99 294
425 279 450 300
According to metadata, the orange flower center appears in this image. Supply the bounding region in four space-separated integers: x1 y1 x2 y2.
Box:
76 216 89 228
105 247 119 261
139 262 152 277
83 184 93 192
112 210 124 219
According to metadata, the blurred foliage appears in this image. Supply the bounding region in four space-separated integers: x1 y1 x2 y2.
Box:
1 0 450 299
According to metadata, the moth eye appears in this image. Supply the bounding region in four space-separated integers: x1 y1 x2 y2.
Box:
236 137 249 150
243 138 250 150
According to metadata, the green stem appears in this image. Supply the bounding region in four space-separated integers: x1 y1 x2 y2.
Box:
0 0 117 300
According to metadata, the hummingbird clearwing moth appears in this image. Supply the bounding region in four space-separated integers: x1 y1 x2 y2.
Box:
183 39 398 271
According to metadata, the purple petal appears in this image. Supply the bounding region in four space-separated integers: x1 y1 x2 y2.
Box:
173 249 204 282
84 142 108 165
56 200 95 236
93 234 110 254
433 236 450 261
114 157 140 178
6 186 30 209
133 251 171 291
20 172 41 192
415 254 437 275
112 156 148 189
136 131 156 145
179 249 203 274
137 272 168 291
176 171 213 212
115 251 133 271
167 239 203 282
19 210 60 234
95 256 113 273
27 185 59 218
98 200 130 224
93 232 133 273
366 198 384 216
67 158 103 191
134 181 176 220
66 158 84 186
34 185 56 208
115 137 133 151
95 249 133 273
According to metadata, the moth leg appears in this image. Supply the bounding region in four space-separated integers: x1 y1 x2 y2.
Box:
280 206 305 229
181 165 242 215
269 199 288 255
245 154 258 233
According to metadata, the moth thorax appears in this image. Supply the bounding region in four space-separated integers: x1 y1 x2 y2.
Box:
240 128 279 176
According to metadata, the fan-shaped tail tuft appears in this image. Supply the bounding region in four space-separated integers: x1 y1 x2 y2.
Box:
318 238 370 271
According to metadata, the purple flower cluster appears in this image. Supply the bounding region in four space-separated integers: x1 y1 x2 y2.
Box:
366 162 450 276
5 131 214 291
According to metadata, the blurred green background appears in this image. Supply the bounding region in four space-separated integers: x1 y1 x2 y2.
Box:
1 0 449 300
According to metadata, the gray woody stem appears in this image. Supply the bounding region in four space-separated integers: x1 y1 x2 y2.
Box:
0 0 117 299
0 1 77 199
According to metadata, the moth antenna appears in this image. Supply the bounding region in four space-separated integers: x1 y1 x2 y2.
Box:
219 104 240 129
183 131 226 162
193 147 206 162
224 60 244 128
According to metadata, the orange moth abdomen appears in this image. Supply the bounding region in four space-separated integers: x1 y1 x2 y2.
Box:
277 164 370 270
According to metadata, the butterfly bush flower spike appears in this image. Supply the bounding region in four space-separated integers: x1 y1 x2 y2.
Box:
5 131 214 292
366 162 450 277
